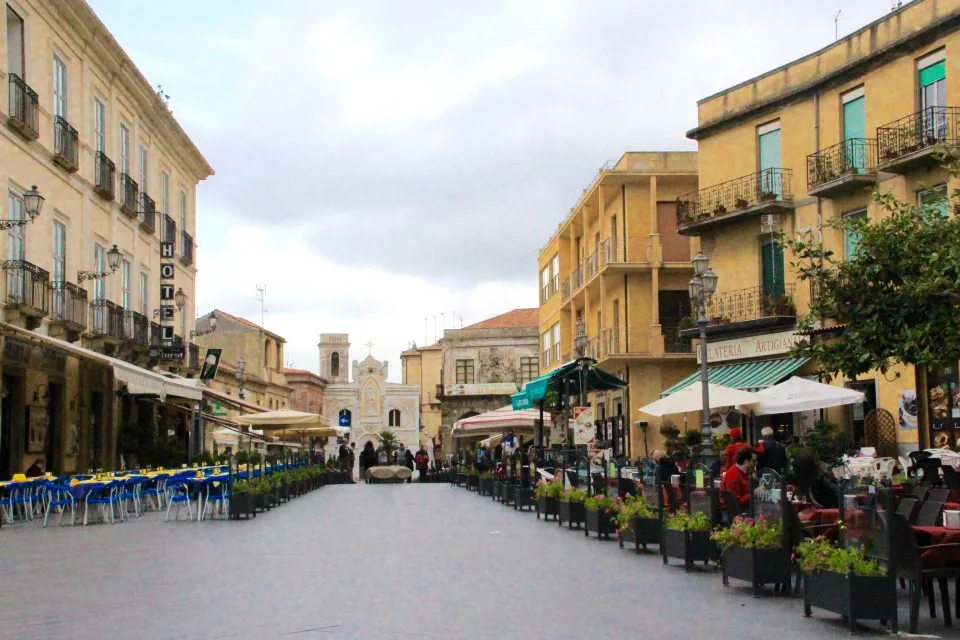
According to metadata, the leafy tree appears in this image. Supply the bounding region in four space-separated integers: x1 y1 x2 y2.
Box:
377 429 399 464
785 150 960 446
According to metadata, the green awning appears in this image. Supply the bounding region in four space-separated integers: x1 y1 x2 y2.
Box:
510 360 627 410
660 357 809 397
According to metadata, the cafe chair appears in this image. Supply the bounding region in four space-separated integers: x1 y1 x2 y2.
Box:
897 497 921 525
164 479 194 522
42 482 76 527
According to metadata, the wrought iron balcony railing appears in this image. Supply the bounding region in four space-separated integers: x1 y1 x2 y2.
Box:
7 74 39 140
53 115 79 172
561 279 570 301
180 231 194 266
149 321 162 346
585 250 598 280
571 265 583 291
162 214 176 246
188 342 200 370
601 238 618 265
91 299 124 340
123 310 149 347
807 138 877 193
119 174 139 217
694 284 797 325
3 260 49 316
599 327 621 358
51 281 88 331
94 151 116 200
877 106 960 169
139 194 156 234
677 168 793 230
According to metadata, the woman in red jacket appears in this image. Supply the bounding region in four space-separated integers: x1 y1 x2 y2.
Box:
414 448 430 483
723 427 746 473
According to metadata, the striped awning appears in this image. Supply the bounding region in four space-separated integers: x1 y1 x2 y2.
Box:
660 357 809 397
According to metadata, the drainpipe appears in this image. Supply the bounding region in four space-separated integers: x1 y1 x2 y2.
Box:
622 184 629 352
814 91 823 247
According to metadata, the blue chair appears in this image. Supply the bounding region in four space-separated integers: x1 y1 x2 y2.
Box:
202 478 229 520
140 474 169 511
0 484 27 524
84 484 117 525
117 476 145 519
164 479 194 522
42 482 76 527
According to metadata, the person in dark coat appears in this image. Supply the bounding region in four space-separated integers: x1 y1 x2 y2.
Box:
756 427 788 476
652 449 681 484
359 441 376 481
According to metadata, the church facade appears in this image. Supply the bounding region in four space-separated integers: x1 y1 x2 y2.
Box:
318 335 421 464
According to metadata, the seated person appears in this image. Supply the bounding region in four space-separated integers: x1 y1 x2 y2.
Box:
651 449 681 484
25 458 45 478
790 452 840 509
720 446 756 508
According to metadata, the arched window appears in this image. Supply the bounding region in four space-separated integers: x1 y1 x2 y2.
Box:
338 408 351 427
388 408 401 427
331 352 340 378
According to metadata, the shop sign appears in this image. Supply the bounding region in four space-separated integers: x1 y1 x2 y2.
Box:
3 337 65 374
573 406 595 445
443 382 518 396
698 330 808 364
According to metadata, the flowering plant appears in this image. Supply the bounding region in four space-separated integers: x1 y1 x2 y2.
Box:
534 480 564 500
615 495 658 532
584 494 618 513
664 511 711 532
710 515 782 550
795 537 886 577
561 488 588 503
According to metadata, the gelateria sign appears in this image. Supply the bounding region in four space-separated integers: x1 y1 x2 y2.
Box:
443 383 519 396
697 330 807 364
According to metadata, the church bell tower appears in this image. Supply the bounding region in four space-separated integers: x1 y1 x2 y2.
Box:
318 334 350 382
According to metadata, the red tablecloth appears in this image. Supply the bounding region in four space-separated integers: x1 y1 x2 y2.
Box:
945 501 960 512
798 508 869 540
911 525 960 567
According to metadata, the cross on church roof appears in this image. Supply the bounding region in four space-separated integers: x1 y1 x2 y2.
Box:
365 339 375 356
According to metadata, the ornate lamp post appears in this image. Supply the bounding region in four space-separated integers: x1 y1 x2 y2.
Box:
688 251 719 453
190 310 217 338
0 185 44 230
574 316 589 407
236 357 247 400
77 244 121 282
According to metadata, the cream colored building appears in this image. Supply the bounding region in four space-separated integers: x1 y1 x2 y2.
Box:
400 341 441 449
0 0 212 476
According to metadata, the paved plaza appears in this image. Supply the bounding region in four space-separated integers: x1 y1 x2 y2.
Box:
0 485 949 639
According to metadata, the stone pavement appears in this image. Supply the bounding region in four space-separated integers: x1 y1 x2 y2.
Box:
0 484 949 639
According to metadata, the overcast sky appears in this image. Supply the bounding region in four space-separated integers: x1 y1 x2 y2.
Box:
88 0 901 382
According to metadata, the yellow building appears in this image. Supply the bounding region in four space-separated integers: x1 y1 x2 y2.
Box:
680 0 960 452
538 152 700 456
0 0 212 475
400 342 442 450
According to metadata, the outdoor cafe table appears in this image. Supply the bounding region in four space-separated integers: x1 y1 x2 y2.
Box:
911 525 960 567
798 507 869 540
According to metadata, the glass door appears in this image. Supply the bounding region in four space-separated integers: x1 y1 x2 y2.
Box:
920 59 946 142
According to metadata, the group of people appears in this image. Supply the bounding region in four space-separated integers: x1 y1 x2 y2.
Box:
354 441 434 483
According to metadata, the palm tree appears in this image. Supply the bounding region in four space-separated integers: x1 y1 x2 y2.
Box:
378 430 399 465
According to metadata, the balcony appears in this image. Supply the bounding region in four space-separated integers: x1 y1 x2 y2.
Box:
119 174 139 218
139 194 156 234
584 250 599 280
571 265 583 291
677 168 793 235
3 260 49 319
877 106 960 173
180 231 194 266
599 327 621 358
807 138 877 198
94 152 116 200
149 321 162 346
7 74 39 140
162 214 176 246
561 279 571 302
601 238 619 265
187 342 200 371
679 284 797 338
123 310 149 348
90 299 124 341
52 116 79 173
50 281 88 335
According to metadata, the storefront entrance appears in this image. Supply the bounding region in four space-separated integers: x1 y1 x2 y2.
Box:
845 379 877 448
927 364 960 449
0 374 23 479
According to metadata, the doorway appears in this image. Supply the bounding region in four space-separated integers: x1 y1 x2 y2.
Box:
47 382 64 474
845 380 877 447
1 374 23 479
89 391 103 471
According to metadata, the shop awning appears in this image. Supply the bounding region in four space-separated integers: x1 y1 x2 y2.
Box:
659 357 809 397
511 360 627 410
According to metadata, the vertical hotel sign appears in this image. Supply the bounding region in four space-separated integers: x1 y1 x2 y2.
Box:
149 241 184 362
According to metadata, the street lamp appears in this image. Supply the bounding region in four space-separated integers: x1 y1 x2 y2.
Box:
688 250 719 455
236 357 247 399
174 287 186 311
0 186 44 231
78 244 121 282
190 311 217 338
574 316 589 407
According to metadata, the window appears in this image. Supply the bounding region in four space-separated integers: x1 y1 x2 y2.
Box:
841 87 866 172
53 55 67 119
757 120 782 196
551 322 560 363
7 192 24 261
6 6 24 79
93 244 106 332
161 171 169 215
139 272 148 317
455 359 475 385
120 259 130 309
551 254 559 292
331 352 340 377
338 409 352 427
542 329 551 366
843 210 868 260
519 356 538 386
919 50 946 143
52 221 66 316
761 237 785 297
918 184 949 218
139 146 148 193
179 189 187 233
94 99 105 153
540 265 550 304
389 408 401 427
120 123 129 174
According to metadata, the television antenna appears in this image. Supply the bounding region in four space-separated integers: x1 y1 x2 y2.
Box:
255 284 267 327
834 10 842 41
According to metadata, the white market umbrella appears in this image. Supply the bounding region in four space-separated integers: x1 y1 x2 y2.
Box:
240 410 333 427
744 376 865 415
451 405 551 437
638 382 764 417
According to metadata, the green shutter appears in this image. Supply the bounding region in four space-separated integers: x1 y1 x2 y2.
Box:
843 97 865 140
920 60 946 87
761 240 785 297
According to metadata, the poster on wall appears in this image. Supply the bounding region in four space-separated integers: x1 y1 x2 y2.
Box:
549 413 567 446
573 406 595 445
898 390 918 430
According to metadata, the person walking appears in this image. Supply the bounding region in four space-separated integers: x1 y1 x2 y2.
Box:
359 441 376 482
756 427 788 476
476 445 490 473
348 442 357 483
415 447 429 482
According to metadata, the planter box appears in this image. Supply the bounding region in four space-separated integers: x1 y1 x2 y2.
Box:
559 501 585 529
514 487 535 511
722 546 792 596
456 472 468 488
255 494 269 513
230 493 256 520
619 516 661 552
480 477 494 496
501 482 516 505
661 527 715 571
803 570 897 633
493 480 503 502
537 496 559 521
585 508 616 540
467 475 479 491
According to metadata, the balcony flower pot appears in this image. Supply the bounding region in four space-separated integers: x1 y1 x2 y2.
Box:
735 197 749 210
619 516 662 552
803 569 897 633
514 486 535 512
559 500 585 530
230 493 256 520
721 546 792 596
712 204 727 216
537 496 560 521
585 508 616 540
759 191 777 202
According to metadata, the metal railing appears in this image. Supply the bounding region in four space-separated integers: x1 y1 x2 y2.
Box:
150 321 162 346
561 279 570 301
123 310 149 347
162 214 176 246
188 343 200 370
91 299 124 339
3 260 49 315
572 265 583 291
585 250 598 280
51 281 88 331
139 194 156 234
53 115 79 171
807 138 877 189
8 74 38 138
94 151 115 199
697 284 796 324
119 174 139 216
180 231 194 265
677 168 793 228
601 238 618 265
877 106 960 165
600 327 621 357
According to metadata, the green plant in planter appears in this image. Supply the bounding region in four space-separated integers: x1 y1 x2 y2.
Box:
682 429 702 450
711 515 782 550
615 495 658 532
561 488 588 503
584 494 618 513
235 450 250 465
480 471 496 480
249 451 263 466
664 511 711 532
711 432 731 457
795 537 886 577
233 480 251 496
534 480 563 500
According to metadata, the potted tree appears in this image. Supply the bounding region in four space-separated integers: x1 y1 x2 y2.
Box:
479 471 495 496
230 480 257 520
661 511 715 571
558 488 587 530
617 495 661 552
535 480 563 521
584 494 619 540
713 515 792 596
